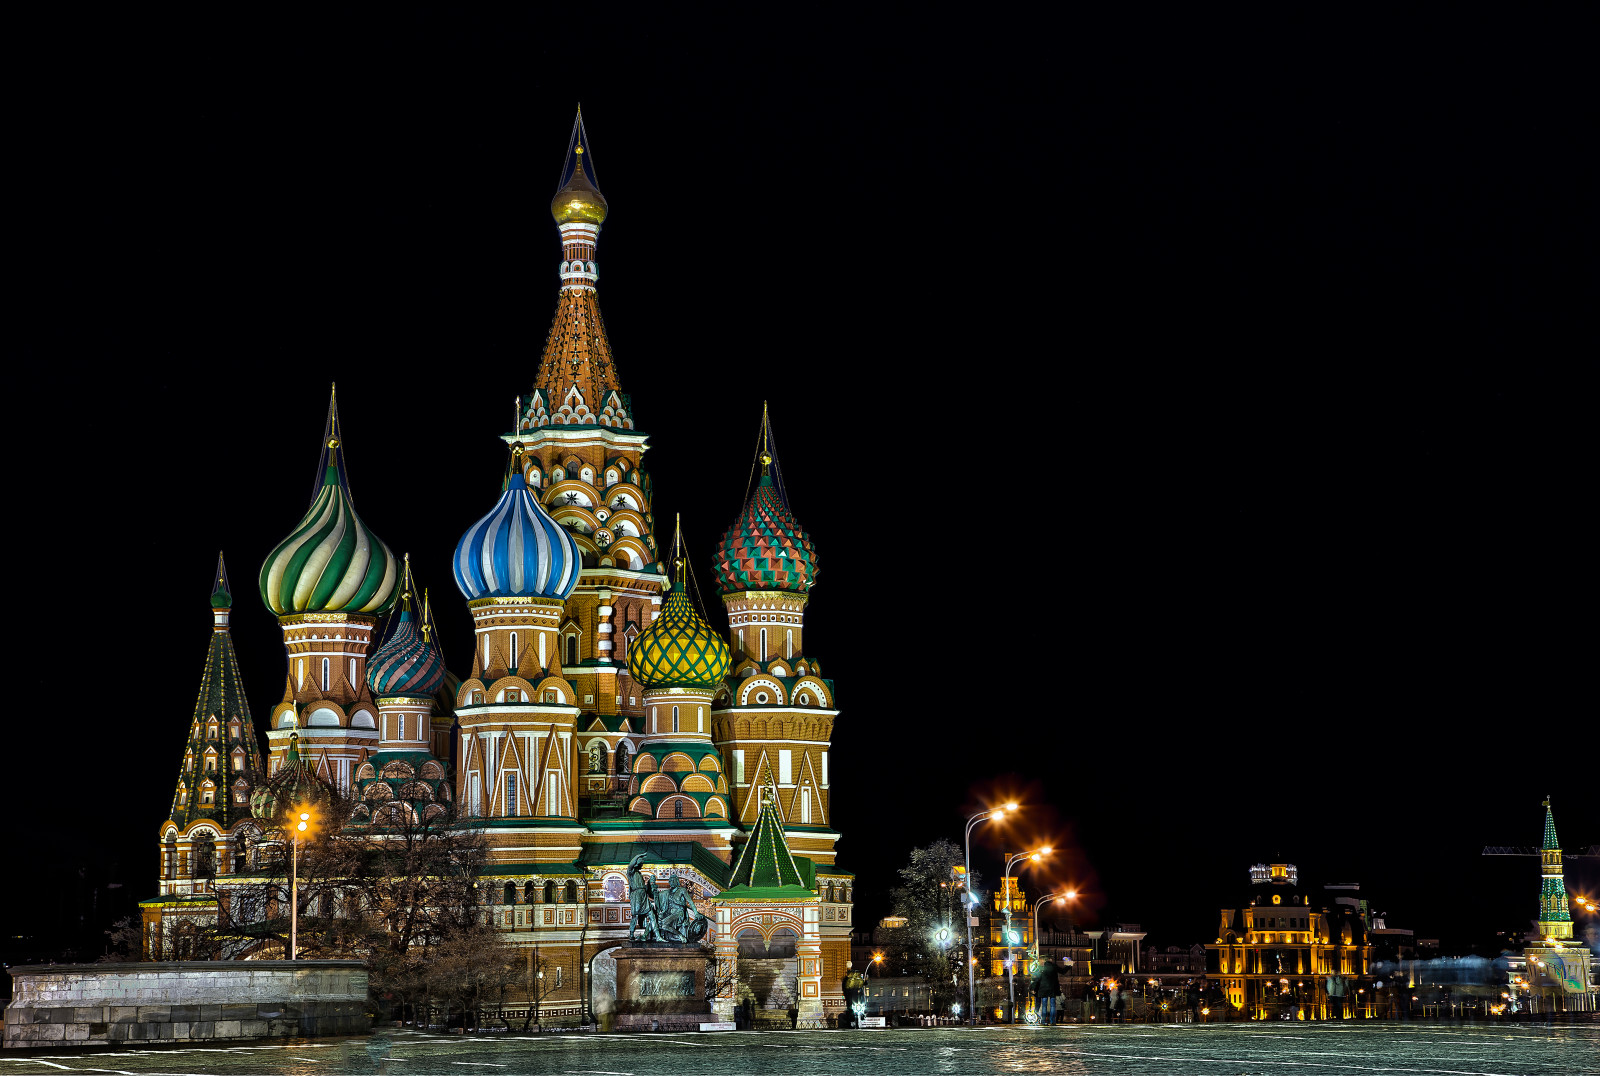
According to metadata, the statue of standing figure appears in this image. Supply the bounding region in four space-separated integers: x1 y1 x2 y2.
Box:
627 853 660 943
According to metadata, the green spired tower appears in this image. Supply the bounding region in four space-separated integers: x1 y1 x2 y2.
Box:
1536 798 1574 940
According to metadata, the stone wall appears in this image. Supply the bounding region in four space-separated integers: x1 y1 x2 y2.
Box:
4 961 369 1048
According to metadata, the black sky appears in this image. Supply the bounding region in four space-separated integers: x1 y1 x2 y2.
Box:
10 8 1595 960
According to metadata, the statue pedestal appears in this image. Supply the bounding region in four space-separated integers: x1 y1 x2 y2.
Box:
612 946 712 1032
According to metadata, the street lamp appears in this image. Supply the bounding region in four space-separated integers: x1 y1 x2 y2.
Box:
962 803 1017 1026
1002 846 1051 1023
289 806 315 960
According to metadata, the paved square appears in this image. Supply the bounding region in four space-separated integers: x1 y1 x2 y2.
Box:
2 1023 1597 1075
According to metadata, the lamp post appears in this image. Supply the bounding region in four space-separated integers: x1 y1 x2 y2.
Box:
1032 889 1077 971
963 802 1017 1026
1002 847 1051 1023
289 807 312 960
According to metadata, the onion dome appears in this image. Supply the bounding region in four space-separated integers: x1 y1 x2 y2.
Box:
628 581 731 688
713 466 818 595
454 454 581 601
259 436 400 616
249 734 334 823
368 585 445 698
550 122 607 225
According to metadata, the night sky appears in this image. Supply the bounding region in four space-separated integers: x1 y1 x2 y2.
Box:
11 9 1594 960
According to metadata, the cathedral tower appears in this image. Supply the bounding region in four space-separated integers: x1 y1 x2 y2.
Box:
622 521 734 840
710 409 838 867
156 554 264 896
258 390 399 790
508 108 665 801
453 443 585 849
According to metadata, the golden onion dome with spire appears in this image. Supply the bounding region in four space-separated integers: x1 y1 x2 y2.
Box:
551 142 608 225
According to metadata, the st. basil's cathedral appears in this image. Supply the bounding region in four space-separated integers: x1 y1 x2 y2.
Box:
143 111 852 1027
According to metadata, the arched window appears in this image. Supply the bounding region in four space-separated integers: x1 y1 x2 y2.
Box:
543 880 556 904
398 715 406 741
470 773 482 817
674 799 685 820
760 628 768 661
566 635 577 666
787 629 793 658
349 658 356 686
510 632 518 669
297 659 305 689
321 658 330 692
672 705 679 733
484 634 491 667
524 881 537 903
555 966 563 988
565 880 578 904
504 882 517 905
800 787 812 824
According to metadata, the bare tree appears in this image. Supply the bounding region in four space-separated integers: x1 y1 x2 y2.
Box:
204 791 489 1024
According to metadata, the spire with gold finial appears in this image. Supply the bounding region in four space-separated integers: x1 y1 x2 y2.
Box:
523 107 633 435
551 105 608 226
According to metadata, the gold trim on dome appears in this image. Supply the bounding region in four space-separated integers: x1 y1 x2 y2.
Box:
467 595 567 610
277 612 380 626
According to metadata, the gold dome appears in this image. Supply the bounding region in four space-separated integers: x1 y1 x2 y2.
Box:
551 145 608 225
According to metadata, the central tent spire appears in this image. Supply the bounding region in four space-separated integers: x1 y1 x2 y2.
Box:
524 107 632 433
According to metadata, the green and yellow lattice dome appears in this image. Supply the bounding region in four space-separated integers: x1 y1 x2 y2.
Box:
627 582 730 688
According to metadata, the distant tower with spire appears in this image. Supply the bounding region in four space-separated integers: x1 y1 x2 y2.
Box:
1536 799 1574 940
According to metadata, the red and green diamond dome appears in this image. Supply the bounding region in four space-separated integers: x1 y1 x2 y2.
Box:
712 474 818 595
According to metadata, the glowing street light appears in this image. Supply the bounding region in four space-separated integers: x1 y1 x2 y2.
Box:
1002 846 1052 1023
962 803 1018 1026
289 805 317 960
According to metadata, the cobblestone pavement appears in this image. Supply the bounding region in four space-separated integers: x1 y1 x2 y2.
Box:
2 1022 1597 1075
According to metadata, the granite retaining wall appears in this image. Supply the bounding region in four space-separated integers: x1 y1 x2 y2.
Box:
3 961 369 1047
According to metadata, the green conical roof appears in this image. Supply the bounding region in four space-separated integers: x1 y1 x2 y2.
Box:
722 782 809 896
168 563 263 831
1542 800 1560 850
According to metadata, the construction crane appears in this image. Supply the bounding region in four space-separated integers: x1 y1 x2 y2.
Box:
1483 846 1600 858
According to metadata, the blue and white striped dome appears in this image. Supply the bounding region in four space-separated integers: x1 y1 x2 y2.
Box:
454 472 581 600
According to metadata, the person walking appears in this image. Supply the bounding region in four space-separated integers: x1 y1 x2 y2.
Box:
1030 955 1061 1025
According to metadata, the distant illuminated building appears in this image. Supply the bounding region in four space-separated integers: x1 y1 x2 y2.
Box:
1206 861 1373 1020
